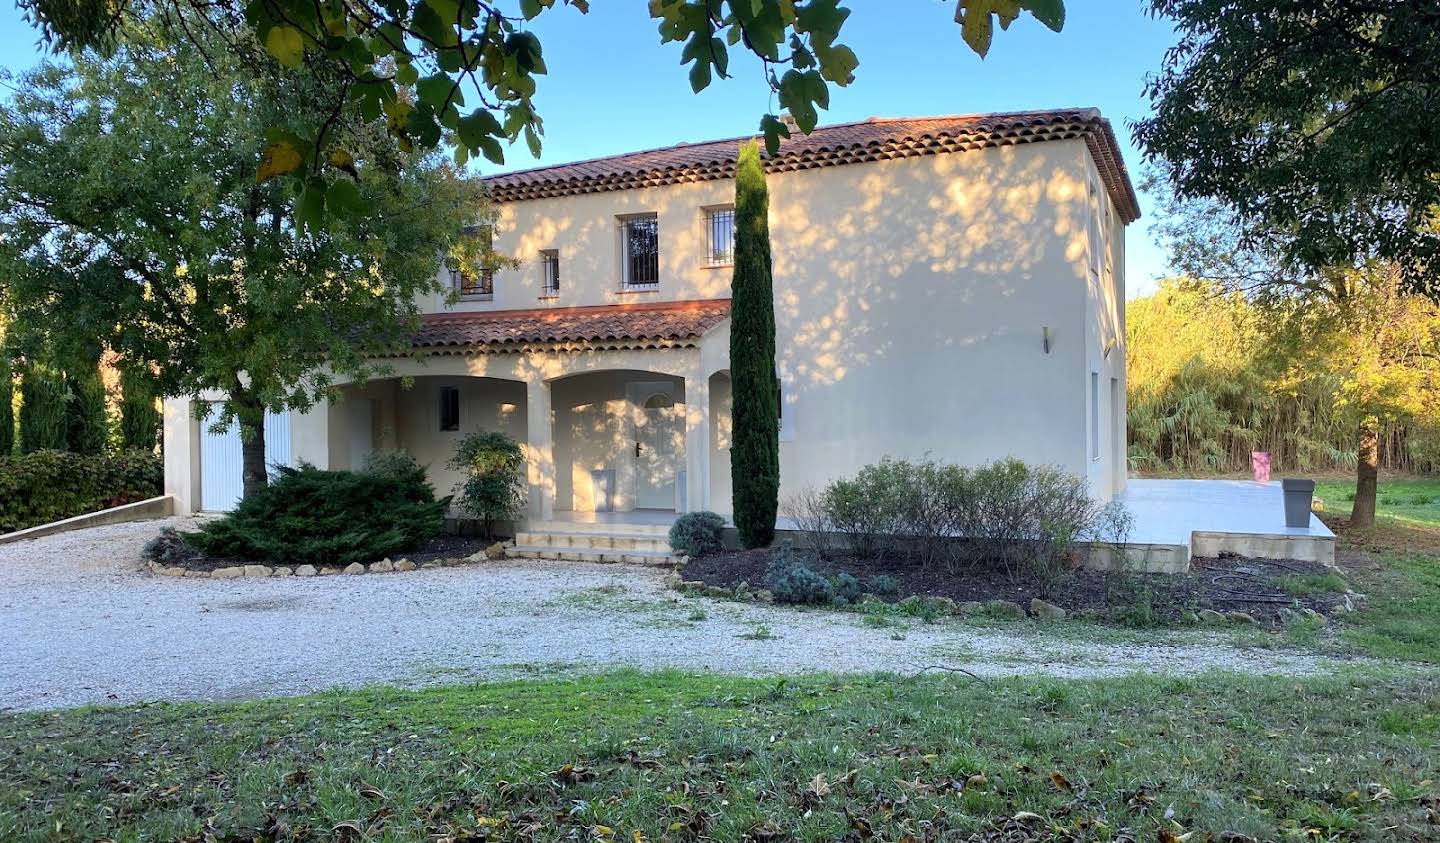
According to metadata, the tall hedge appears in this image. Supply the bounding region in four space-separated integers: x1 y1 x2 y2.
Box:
0 449 162 533
19 365 67 453
64 348 108 455
0 357 14 457
729 140 780 548
120 364 162 452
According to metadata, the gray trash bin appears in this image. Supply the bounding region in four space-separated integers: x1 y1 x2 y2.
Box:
1281 478 1316 528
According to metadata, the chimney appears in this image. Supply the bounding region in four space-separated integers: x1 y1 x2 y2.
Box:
779 112 799 133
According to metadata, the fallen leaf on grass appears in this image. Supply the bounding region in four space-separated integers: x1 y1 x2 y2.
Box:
1049 771 1073 792
357 780 385 800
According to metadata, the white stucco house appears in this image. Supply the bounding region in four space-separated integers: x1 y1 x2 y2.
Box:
163 108 1138 526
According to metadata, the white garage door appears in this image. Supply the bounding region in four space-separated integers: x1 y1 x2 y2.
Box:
199 405 293 512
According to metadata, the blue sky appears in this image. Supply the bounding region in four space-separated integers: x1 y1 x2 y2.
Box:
0 0 1178 295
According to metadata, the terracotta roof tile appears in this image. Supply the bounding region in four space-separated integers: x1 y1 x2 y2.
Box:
411 299 730 353
484 109 1141 223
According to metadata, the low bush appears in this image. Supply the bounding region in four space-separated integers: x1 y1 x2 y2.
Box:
448 431 525 539
0 449 162 534
669 511 726 557
866 574 900 597
765 544 833 605
818 457 1132 588
780 486 835 558
184 462 448 566
143 527 194 566
830 572 862 605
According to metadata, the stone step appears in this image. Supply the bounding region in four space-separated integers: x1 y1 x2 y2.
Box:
513 530 672 553
508 545 679 567
524 520 673 538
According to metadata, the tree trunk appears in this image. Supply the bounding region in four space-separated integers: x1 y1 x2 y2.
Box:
1352 422 1379 529
237 400 268 501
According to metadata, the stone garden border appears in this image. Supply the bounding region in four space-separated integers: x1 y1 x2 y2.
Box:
145 547 504 579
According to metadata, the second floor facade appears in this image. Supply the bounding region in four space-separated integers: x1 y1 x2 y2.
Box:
419 110 1139 342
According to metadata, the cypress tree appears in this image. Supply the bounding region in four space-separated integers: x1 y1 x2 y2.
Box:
0 357 14 457
728 140 780 548
64 347 109 454
120 363 162 452
19 364 68 452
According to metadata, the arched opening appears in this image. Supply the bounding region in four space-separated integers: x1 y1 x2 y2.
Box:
550 369 686 514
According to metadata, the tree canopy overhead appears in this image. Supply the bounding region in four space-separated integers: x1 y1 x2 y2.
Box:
1137 0 1440 297
0 12 481 497
16 0 1065 227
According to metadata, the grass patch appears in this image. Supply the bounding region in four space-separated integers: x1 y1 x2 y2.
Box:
1342 550 1440 663
2 671 1436 841
1277 571 1348 597
1314 476 1440 529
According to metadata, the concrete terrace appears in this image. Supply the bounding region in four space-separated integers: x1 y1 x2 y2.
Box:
1116 479 1336 567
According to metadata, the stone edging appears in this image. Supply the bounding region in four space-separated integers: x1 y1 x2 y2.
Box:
145 549 501 579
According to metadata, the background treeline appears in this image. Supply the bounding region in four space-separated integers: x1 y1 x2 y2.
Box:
2 321 162 459
1 315 165 532
1127 280 1438 475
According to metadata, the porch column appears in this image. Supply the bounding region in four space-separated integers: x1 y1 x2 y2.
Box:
525 377 554 521
162 398 200 516
683 372 710 513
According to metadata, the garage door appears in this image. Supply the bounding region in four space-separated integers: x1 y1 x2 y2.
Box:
199 405 293 512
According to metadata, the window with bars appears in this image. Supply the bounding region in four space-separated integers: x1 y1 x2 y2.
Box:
540 249 560 297
620 215 659 288
451 268 493 298
706 207 735 265
452 225 495 298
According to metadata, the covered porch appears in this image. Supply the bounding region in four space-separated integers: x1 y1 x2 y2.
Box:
315 300 737 529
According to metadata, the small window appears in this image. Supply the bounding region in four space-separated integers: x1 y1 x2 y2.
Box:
620 215 659 288
439 386 460 432
540 249 560 297
706 206 735 266
1090 372 1100 460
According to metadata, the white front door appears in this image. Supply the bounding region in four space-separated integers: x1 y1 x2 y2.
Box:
634 390 680 510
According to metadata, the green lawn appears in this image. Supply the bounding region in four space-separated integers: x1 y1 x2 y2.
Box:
1314 477 1440 529
3 671 1438 842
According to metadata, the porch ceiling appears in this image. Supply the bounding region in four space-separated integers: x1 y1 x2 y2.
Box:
407 298 730 355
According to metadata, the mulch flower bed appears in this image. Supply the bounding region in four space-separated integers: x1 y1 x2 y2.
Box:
681 548 1350 624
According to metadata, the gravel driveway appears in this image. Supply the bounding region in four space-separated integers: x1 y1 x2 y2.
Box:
1 517 1335 712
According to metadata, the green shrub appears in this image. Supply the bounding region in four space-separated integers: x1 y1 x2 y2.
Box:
143 527 194 566
447 430 525 539
19 368 67 453
831 572 862 605
118 364 161 452
64 351 107 456
184 463 448 566
866 574 899 597
819 457 1132 590
668 510 726 557
765 545 832 605
0 449 162 533
0 358 13 457
364 449 430 488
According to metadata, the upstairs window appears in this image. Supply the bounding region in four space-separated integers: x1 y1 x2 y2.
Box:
706 206 735 265
620 214 659 289
452 225 495 299
439 386 461 432
451 267 493 299
540 249 560 297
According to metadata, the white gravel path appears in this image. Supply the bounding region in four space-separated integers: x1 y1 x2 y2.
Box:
0 517 1336 712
